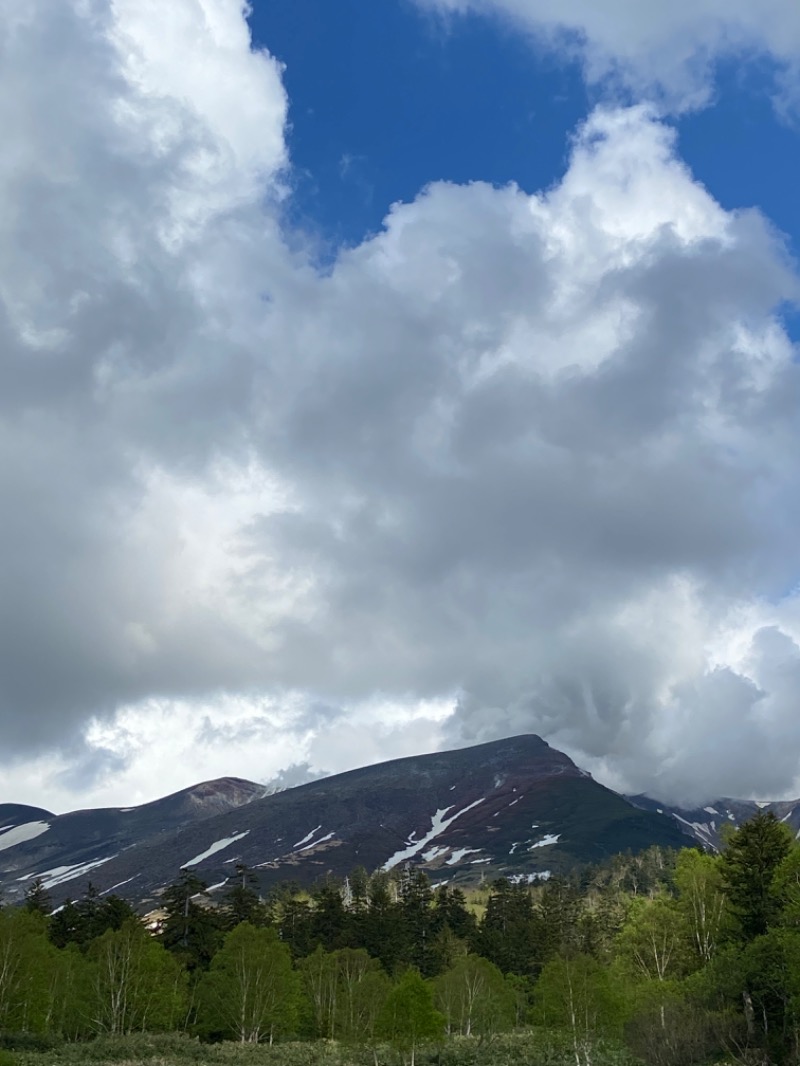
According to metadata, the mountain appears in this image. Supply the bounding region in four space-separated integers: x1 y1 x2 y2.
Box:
0 804 57 853
628 794 800 850
0 777 263 902
0 735 689 911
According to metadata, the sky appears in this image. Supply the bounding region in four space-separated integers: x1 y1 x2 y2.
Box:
1 0 800 813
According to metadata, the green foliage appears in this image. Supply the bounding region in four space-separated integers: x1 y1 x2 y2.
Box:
434 953 515 1038
475 879 537 975
23 879 52 918
0 907 74 1034
533 954 627 1065
159 871 223 971
48 885 137 951
221 865 271 930
297 945 389 1043
720 811 793 942
615 896 691 981
197 923 299 1043
87 919 187 1035
673 848 727 963
378 968 445 1065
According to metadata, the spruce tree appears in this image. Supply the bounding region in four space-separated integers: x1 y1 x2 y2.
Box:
160 870 222 970
720 812 794 942
24 877 52 917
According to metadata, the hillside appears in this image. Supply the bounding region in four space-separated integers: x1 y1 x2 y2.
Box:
0 735 688 909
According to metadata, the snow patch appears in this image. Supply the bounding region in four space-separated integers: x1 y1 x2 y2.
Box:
674 814 714 838
529 834 560 849
38 856 116 890
206 879 229 892
181 831 250 868
293 826 321 849
298 831 335 852
446 848 482 865
101 877 137 895
383 799 485 870
703 806 719 815
0 821 50 851
422 845 449 862
755 801 770 810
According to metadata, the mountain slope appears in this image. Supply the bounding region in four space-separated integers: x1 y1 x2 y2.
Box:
0 736 688 909
0 777 263 899
628 794 800 850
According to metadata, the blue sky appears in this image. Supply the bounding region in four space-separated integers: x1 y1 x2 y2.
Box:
250 0 800 308
250 1 588 247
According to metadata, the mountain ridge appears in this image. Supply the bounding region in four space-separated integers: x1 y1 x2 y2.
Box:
0 734 690 910
3 735 797 912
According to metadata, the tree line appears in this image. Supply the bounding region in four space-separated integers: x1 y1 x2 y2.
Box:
2 812 800 1065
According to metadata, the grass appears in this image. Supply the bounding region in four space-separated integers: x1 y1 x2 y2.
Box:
0 1030 640 1066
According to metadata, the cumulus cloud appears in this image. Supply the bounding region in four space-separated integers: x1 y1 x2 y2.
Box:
0 0 290 758
416 0 800 108
2 1 800 809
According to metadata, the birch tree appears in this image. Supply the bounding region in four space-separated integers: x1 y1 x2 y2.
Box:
89 919 185 1035
198 922 299 1044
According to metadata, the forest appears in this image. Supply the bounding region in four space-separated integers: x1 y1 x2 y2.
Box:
1 812 799 1066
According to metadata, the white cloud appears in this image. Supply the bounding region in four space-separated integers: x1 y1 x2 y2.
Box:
1 2 800 809
416 0 800 108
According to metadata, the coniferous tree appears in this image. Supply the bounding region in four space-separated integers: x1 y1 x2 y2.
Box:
477 879 537 975
160 870 223 971
361 871 405 971
24 877 52 917
48 886 136 951
310 880 350 951
222 863 270 928
720 812 794 942
400 869 435 974
279 897 313 959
